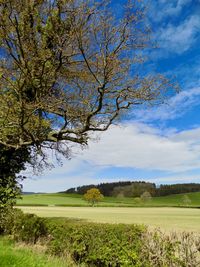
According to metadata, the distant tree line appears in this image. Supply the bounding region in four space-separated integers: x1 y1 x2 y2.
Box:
64 182 200 197
155 183 200 196
112 182 156 198
65 181 136 196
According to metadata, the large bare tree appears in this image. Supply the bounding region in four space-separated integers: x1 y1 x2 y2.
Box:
0 0 175 159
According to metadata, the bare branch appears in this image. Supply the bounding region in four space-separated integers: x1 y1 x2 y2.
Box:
0 0 177 158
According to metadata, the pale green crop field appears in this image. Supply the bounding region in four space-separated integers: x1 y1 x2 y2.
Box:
20 206 200 232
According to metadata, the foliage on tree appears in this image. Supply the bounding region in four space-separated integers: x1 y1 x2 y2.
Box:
112 182 156 198
83 188 103 206
66 181 200 198
0 0 175 160
140 191 152 203
0 145 31 208
65 181 156 196
75 181 134 196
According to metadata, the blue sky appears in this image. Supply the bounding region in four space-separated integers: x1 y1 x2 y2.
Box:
23 0 200 192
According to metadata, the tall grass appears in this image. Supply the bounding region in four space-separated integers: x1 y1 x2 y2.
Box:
0 237 79 267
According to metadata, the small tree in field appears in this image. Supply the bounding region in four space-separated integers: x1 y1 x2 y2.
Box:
84 188 103 206
182 195 191 206
140 191 152 203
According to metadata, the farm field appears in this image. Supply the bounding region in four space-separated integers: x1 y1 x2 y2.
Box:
20 206 200 232
17 193 87 206
18 192 200 232
17 192 200 207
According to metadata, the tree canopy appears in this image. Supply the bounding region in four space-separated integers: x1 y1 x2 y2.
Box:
0 0 175 159
84 188 103 206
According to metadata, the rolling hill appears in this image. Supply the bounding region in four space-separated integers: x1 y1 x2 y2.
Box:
16 192 200 207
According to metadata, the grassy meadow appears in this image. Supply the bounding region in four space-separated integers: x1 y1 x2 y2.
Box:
17 191 200 207
0 237 80 267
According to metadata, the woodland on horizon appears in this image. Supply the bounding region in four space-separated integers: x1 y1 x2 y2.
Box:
64 181 200 197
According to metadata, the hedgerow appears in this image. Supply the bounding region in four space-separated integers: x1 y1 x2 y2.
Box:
46 219 144 266
1 209 200 266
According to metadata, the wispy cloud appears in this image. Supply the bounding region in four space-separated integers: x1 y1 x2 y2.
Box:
149 0 193 22
22 175 97 193
133 86 200 122
147 173 200 184
80 123 200 172
157 15 200 54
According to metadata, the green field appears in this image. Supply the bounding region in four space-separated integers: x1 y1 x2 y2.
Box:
0 237 79 267
17 192 200 232
17 192 200 207
17 193 87 206
20 206 200 232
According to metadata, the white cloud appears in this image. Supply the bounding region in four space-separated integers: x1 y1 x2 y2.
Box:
149 0 192 22
157 15 200 53
171 128 200 144
147 173 200 184
22 175 97 193
133 86 200 122
22 122 200 192
79 123 200 172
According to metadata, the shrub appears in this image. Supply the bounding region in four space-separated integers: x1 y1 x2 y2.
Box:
140 229 200 266
12 213 47 244
0 206 11 234
181 195 191 206
0 207 23 235
46 219 145 266
140 191 152 203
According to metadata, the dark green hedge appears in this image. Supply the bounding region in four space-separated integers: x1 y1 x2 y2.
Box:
1 209 145 266
46 219 145 266
0 208 47 243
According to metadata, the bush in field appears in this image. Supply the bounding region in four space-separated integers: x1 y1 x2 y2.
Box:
134 197 142 204
83 188 104 206
140 191 152 203
181 195 191 206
